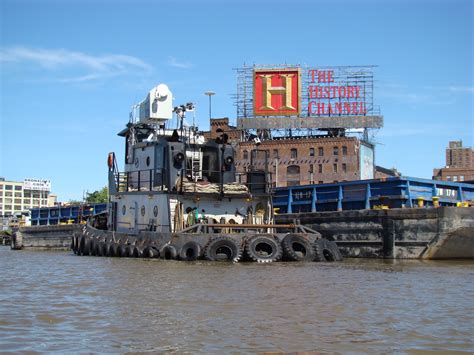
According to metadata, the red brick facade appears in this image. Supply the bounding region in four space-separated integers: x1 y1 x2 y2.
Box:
202 118 374 187
433 141 474 182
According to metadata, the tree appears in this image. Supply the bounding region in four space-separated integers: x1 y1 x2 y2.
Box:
85 186 108 203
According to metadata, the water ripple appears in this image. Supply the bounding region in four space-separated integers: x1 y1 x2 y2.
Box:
0 248 473 352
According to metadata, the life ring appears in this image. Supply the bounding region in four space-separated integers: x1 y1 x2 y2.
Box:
205 236 242 262
107 152 114 169
281 234 314 261
245 235 282 263
160 244 177 260
313 239 343 262
179 241 202 261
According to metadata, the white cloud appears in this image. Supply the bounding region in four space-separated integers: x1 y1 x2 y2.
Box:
167 56 193 69
0 46 152 82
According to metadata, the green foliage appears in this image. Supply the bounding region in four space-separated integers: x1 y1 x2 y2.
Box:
85 186 108 203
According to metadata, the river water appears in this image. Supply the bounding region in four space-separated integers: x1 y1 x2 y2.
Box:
0 247 472 353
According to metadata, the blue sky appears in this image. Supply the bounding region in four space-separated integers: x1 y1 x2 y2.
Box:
1 0 472 201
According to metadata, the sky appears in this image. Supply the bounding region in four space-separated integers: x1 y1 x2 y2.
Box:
1 0 473 201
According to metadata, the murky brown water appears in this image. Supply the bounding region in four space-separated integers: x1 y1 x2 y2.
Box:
0 247 473 353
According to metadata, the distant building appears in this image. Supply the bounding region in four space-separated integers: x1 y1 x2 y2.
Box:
0 177 55 216
375 166 401 179
433 141 474 182
202 118 376 187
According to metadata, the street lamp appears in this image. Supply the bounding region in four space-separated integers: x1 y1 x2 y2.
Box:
204 91 215 120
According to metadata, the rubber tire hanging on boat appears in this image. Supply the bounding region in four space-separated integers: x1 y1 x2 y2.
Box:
281 234 315 261
179 241 202 261
105 242 115 257
132 245 144 258
245 235 282 263
313 239 343 262
205 236 242 262
94 241 103 256
74 235 81 254
117 244 127 257
79 236 91 256
160 244 177 260
143 246 159 258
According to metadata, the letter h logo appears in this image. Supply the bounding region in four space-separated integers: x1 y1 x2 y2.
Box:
253 68 301 116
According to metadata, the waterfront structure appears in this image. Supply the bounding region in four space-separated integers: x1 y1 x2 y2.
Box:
203 118 375 187
0 177 55 217
202 64 384 188
30 203 107 226
433 141 474 182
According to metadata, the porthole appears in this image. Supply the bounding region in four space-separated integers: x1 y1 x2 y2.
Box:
141 205 146 216
134 157 139 168
153 205 158 217
146 156 150 167
122 205 126 215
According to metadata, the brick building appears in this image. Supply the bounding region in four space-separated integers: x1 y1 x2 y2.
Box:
433 141 474 182
202 118 375 187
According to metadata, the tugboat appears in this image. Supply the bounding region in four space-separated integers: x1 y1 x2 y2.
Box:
72 84 342 262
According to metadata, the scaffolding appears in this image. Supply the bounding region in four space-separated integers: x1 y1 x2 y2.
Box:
233 63 382 143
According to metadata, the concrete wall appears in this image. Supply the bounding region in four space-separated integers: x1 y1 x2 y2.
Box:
15 225 80 249
276 207 474 259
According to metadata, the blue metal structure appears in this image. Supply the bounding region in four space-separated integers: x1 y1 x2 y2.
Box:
30 203 108 226
273 177 474 214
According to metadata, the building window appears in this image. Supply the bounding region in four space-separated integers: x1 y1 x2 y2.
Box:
309 164 314 173
15 186 22 191
287 165 300 187
318 147 324 156
14 192 22 197
318 181 324 184
453 176 458 182
309 148 315 157
14 199 21 204
318 164 323 173
243 150 248 160
342 146 347 155
290 148 298 159
333 163 338 173
5 185 12 190
24 192 31 198
273 149 279 158
342 163 347 173
333 146 339 156
5 192 12 197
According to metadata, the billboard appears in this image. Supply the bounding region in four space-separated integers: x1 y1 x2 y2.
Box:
236 64 382 130
24 178 51 191
253 68 301 116
359 144 374 180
